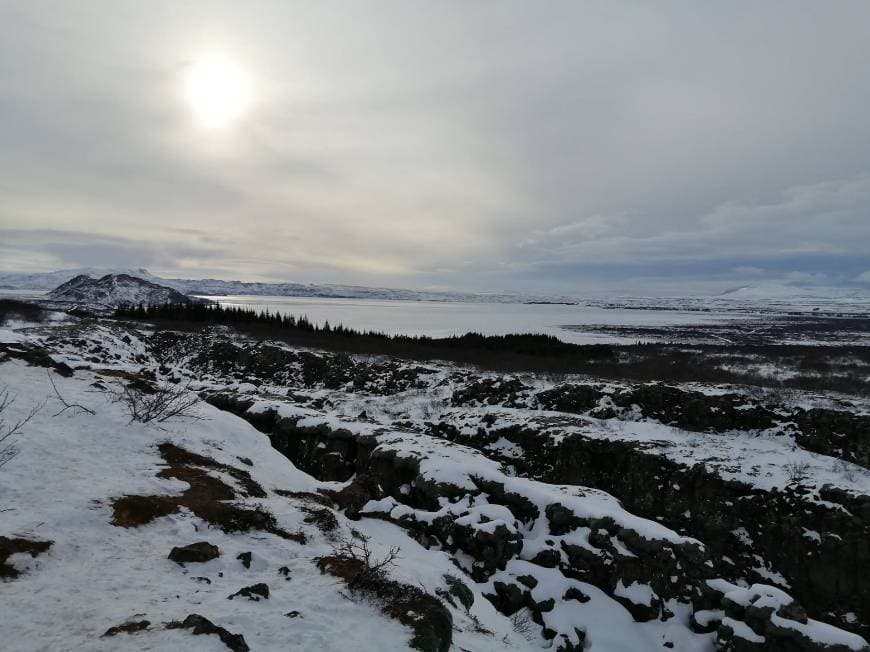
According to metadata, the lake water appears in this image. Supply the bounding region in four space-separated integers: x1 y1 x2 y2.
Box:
200 295 737 344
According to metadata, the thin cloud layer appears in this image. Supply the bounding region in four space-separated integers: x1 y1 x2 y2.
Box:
1 1 869 294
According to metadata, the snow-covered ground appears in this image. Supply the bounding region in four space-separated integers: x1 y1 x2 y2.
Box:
0 362 530 651
1 315 869 651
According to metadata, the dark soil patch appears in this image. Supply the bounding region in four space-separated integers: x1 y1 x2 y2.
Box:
0 536 52 580
166 614 249 652
102 620 150 637
302 506 339 535
319 474 384 519
227 582 269 601
110 443 304 542
94 368 157 394
274 489 335 507
0 343 73 377
316 555 452 652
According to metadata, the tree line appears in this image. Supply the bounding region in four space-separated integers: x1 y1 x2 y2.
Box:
114 302 616 363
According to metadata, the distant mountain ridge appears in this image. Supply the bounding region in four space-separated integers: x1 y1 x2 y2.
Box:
2 267 868 307
0 267 154 291
718 282 870 300
46 273 194 308
0 267 547 303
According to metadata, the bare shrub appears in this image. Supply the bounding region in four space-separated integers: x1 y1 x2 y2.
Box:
784 461 811 485
510 608 535 639
832 459 858 482
466 612 493 636
329 532 400 591
0 386 44 469
419 397 444 421
316 532 452 651
112 381 202 424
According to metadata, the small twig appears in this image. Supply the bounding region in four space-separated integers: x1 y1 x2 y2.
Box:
47 371 95 417
0 388 44 445
0 385 45 470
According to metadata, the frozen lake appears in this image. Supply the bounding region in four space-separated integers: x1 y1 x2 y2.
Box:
200 295 740 344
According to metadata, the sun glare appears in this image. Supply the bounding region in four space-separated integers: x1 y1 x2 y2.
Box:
185 58 249 129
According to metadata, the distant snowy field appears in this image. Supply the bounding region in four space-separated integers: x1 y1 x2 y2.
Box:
4 287 868 345
198 295 741 344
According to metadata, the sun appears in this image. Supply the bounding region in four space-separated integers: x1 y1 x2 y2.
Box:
185 58 250 129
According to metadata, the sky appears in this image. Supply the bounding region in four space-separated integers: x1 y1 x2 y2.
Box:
1 1 870 296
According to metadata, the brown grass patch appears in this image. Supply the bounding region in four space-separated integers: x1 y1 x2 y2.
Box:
302 507 339 535
110 443 304 542
102 620 150 637
274 489 335 507
0 536 52 580
159 443 266 498
94 368 156 393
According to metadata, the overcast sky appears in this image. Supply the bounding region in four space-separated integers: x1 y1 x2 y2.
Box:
1 1 869 295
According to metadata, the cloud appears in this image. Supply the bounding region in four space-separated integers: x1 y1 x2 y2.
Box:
784 271 827 283
1 2 869 293
510 175 870 276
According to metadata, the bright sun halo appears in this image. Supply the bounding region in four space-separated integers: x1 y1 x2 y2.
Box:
185 58 249 129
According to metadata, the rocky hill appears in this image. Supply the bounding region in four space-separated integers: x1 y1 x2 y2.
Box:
46 273 194 309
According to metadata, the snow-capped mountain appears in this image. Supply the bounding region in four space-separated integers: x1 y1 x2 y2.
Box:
0 267 155 291
46 274 193 308
0 268 551 304
718 282 870 300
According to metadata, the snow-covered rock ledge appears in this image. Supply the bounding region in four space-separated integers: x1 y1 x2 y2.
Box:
213 394 870 651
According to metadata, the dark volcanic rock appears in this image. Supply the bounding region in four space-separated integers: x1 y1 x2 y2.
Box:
793 408 870 469
202 379 870 648
166 614 249 652
611 384 777 432
451 377 530 407
536 383 604 413
524 432 870 638
168 542 220 564
228 583 269 601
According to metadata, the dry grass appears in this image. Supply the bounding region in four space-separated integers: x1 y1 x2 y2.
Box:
0 536 52 580
110 443 303 542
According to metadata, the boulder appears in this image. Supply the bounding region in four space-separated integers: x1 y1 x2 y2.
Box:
168 542 220 564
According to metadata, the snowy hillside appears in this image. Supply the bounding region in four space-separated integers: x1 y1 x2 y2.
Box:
718 283 870 301
1 313 869 650
46 274 194 309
